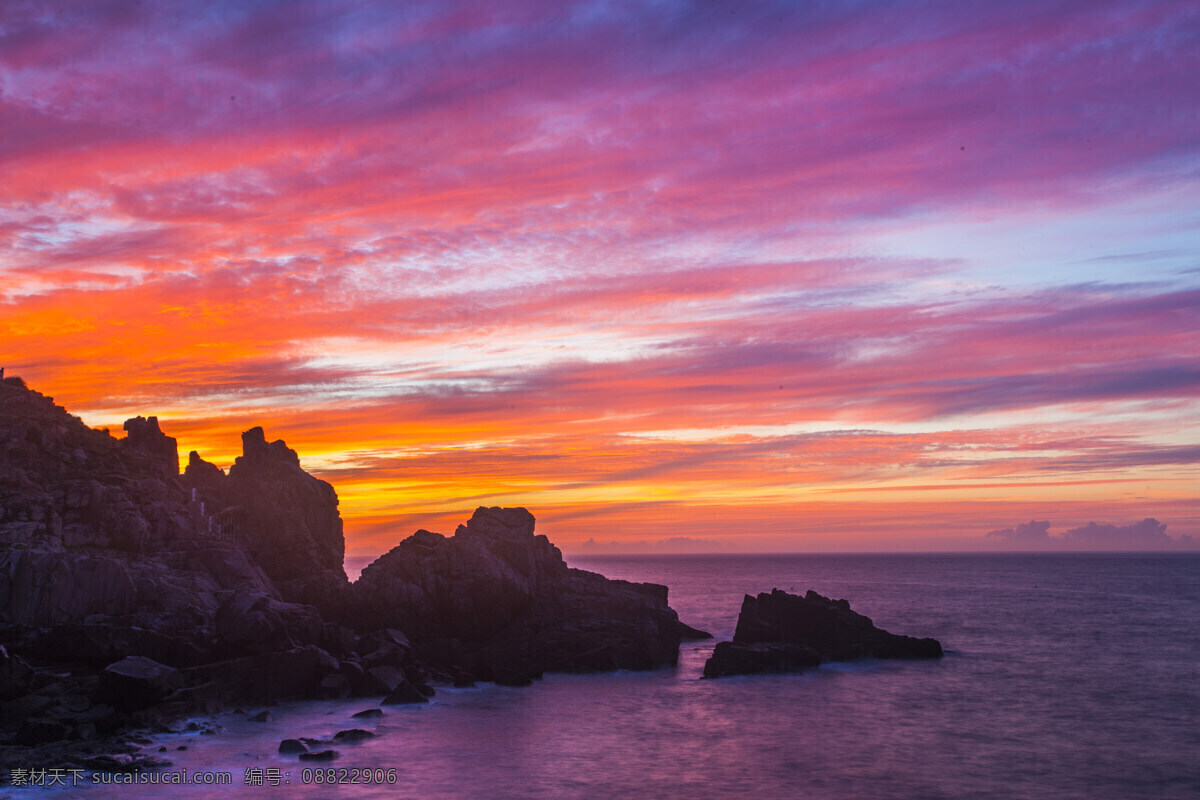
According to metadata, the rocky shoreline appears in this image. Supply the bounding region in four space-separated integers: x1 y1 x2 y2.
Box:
1 375 943 780
0 376 699 775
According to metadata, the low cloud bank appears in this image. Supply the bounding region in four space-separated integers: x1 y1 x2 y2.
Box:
986 518 1196 550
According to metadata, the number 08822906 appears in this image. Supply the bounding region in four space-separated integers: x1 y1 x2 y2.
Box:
301 767 399 785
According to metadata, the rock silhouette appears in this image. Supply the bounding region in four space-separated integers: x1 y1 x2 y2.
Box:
353 506 684 682
703 589 943 678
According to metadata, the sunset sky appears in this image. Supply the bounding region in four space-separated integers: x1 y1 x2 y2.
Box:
2 0 1198 556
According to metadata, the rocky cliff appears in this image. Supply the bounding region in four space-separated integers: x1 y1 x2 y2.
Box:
0 379 353 730
0 382 283 658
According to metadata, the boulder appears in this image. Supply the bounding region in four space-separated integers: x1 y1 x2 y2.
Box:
97 656 183 710
362 665 406 695
381 680 429 705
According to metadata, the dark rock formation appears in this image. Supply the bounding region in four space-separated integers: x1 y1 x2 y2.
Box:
381 681 429 705
122 416 179 479
0 382 296 666
703 589 943 678
0 379 355 752
183 426 348 610
703 641 822 678
0 377 695 758
352 506 683 682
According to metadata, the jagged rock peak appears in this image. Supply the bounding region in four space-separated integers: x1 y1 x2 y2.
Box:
122 415 164 439
237 426 301 468
183 451 226 495
455 506 536 541
122 416 178 476
186 450 224 477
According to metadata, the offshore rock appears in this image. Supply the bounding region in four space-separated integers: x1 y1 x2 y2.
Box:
353 507 683 681
703 641 822 678
703 589 943 678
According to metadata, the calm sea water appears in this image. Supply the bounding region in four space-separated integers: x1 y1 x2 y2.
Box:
16 554 1200 799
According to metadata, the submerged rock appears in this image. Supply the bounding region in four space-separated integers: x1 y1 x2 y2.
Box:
703 589 943 678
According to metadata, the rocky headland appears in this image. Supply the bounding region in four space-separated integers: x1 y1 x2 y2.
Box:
703 588 943 678
354 506 684 685
0 376 694 768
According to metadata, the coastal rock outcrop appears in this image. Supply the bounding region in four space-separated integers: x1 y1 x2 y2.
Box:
1 376 696 758
703 589 943 678
0 378 354 750
0 381 283 652
352 506 683 682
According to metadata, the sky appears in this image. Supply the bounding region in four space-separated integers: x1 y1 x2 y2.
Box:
2 0 1198 556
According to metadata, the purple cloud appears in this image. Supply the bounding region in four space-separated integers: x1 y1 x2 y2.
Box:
987 520 1053 544
986 518 1197 550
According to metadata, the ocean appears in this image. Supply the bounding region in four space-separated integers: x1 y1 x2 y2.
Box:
14 553 1200 799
